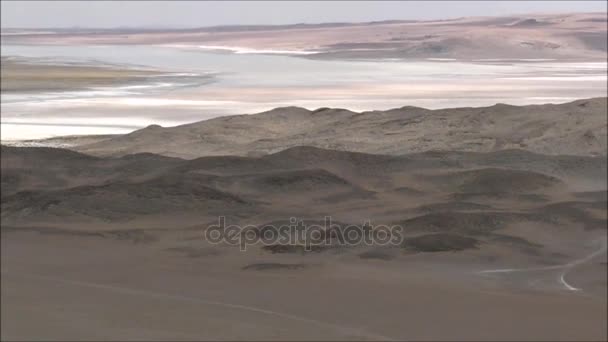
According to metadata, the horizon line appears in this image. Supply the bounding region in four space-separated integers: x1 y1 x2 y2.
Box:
1 11 605 31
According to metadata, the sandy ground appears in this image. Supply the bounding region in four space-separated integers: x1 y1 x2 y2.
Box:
1 229 606 341
1 142 607 340
1 57 162 92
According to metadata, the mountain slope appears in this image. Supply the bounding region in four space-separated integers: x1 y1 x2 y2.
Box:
75 98 608 159
2 146 606 226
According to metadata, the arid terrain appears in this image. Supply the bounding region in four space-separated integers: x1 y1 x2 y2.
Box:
1 57 164 92
1 7 607 340
3 13 606 61
2 99 607 340
52 97 607 158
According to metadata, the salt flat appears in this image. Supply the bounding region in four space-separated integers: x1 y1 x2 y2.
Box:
1 42 606 140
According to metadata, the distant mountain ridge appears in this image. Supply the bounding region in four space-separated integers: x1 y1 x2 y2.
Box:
74 97 608 159
3 13 606 61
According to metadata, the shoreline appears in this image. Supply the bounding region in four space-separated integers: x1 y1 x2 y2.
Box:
1 56 215 93
2 12 606 62
5 41 608 63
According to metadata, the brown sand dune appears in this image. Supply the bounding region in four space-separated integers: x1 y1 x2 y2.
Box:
2 142 606 340
0 146 183 197
74 98 608 159
2 146 605 258
419 167 564 193
3 144 605 226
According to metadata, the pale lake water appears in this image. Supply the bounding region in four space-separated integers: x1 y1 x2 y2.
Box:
1 44 607 140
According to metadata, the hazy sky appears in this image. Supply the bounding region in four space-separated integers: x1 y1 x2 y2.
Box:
1 1 606 28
